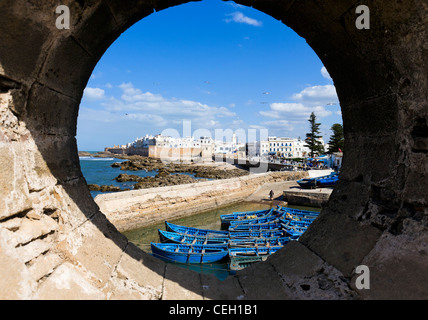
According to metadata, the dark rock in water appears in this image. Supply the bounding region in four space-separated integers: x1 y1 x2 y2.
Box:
100 185 121 192
87 184 125 192
88 184 100 191
133 173 206 190
114 173 143 182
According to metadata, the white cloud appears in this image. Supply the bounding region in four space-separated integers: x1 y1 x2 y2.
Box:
81 82 237 131
260 103 332 120
225 12 263 27
321 66 332 80
83 87 105 100
259 84 339 125
292 85 338 104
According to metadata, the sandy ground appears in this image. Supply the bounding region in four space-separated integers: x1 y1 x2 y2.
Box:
245 180 299 205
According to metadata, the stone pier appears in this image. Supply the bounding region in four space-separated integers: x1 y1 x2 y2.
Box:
95 171 307 232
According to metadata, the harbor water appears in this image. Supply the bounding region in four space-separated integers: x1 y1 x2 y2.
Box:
80 154 321 280
123 201 321 280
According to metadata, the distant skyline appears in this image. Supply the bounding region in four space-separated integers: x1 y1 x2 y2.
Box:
77 0 342 151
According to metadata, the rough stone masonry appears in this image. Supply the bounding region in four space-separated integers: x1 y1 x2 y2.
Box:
0 0 427 299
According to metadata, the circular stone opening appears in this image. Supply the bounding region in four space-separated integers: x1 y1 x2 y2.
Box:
1 0 427 300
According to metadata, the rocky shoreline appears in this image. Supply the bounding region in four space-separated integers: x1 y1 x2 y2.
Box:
81 151 249 192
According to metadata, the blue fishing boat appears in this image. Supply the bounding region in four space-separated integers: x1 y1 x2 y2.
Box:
158 230 229 245
316 173 338 187
228 213 281 227
277 206 320 218
165 221 229 237
228 222 282 232
297 172 338 189
280 217 313 228
229 230 286 238
228 246 284 270
150 243 228 264
281 223 308 237
220 208 274 227
297 177 317 189
229 236 294 247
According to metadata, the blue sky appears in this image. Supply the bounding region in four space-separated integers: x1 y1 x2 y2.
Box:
77 0 342 151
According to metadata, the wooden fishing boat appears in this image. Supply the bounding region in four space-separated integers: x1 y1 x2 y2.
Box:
165 221 229 237
229 236 293 247
228 246 283 270
158 230 229 245
228 222 282 232
228 211 282 227
316 173 338 187
281 223 308 237
150 242 228 264
229 255 264 271
229 230 286 239
220 208 274 227
280 217 313 228
297 177 317 189
277 206 320 219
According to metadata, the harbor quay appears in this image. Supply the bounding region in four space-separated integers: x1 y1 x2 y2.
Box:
95 170 310 232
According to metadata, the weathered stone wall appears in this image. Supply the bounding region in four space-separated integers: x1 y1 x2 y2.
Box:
96 171 306 232
0 0 427 299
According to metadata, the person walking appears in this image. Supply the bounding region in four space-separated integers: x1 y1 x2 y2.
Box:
269 190 274 201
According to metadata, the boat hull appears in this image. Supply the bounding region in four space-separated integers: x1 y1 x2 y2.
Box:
158 230 229 245
165 221 229 237
220 208 273 227
151 243 228 264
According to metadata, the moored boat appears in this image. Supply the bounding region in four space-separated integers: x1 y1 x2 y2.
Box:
297 177 317 189
280 217 313 228
158 229 229 245
228 211 282 227
277 206 320 219
316 173 338 187
150 242 228 264
165 221 229 237
229 230 286 238
229 236 293 247
228 245 284 270
228 222 282 232
220 208 274 227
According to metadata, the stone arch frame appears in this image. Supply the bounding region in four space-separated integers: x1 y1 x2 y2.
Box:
0 0 427 299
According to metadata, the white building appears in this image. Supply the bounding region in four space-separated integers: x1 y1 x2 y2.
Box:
262 137 311 158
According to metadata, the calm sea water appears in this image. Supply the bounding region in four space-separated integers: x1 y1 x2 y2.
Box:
79 152 201 198
79 154 157 198
123 202 275 280
80 152 321 280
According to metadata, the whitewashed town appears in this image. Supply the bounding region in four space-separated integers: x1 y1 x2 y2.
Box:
105 132 343 171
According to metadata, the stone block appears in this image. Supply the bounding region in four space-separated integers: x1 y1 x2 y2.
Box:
34 262 105 300
110 242 165 299
299 212 382 277
26 83 79 136
0 145 32 220
0 1 50 82
268 241 324 279
236 260 292 300
58 216 127 288
201 273 245 300
72 2 119 58
351 219 428 299
163 263 204 300
38 35 96 98
0 226 35 299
